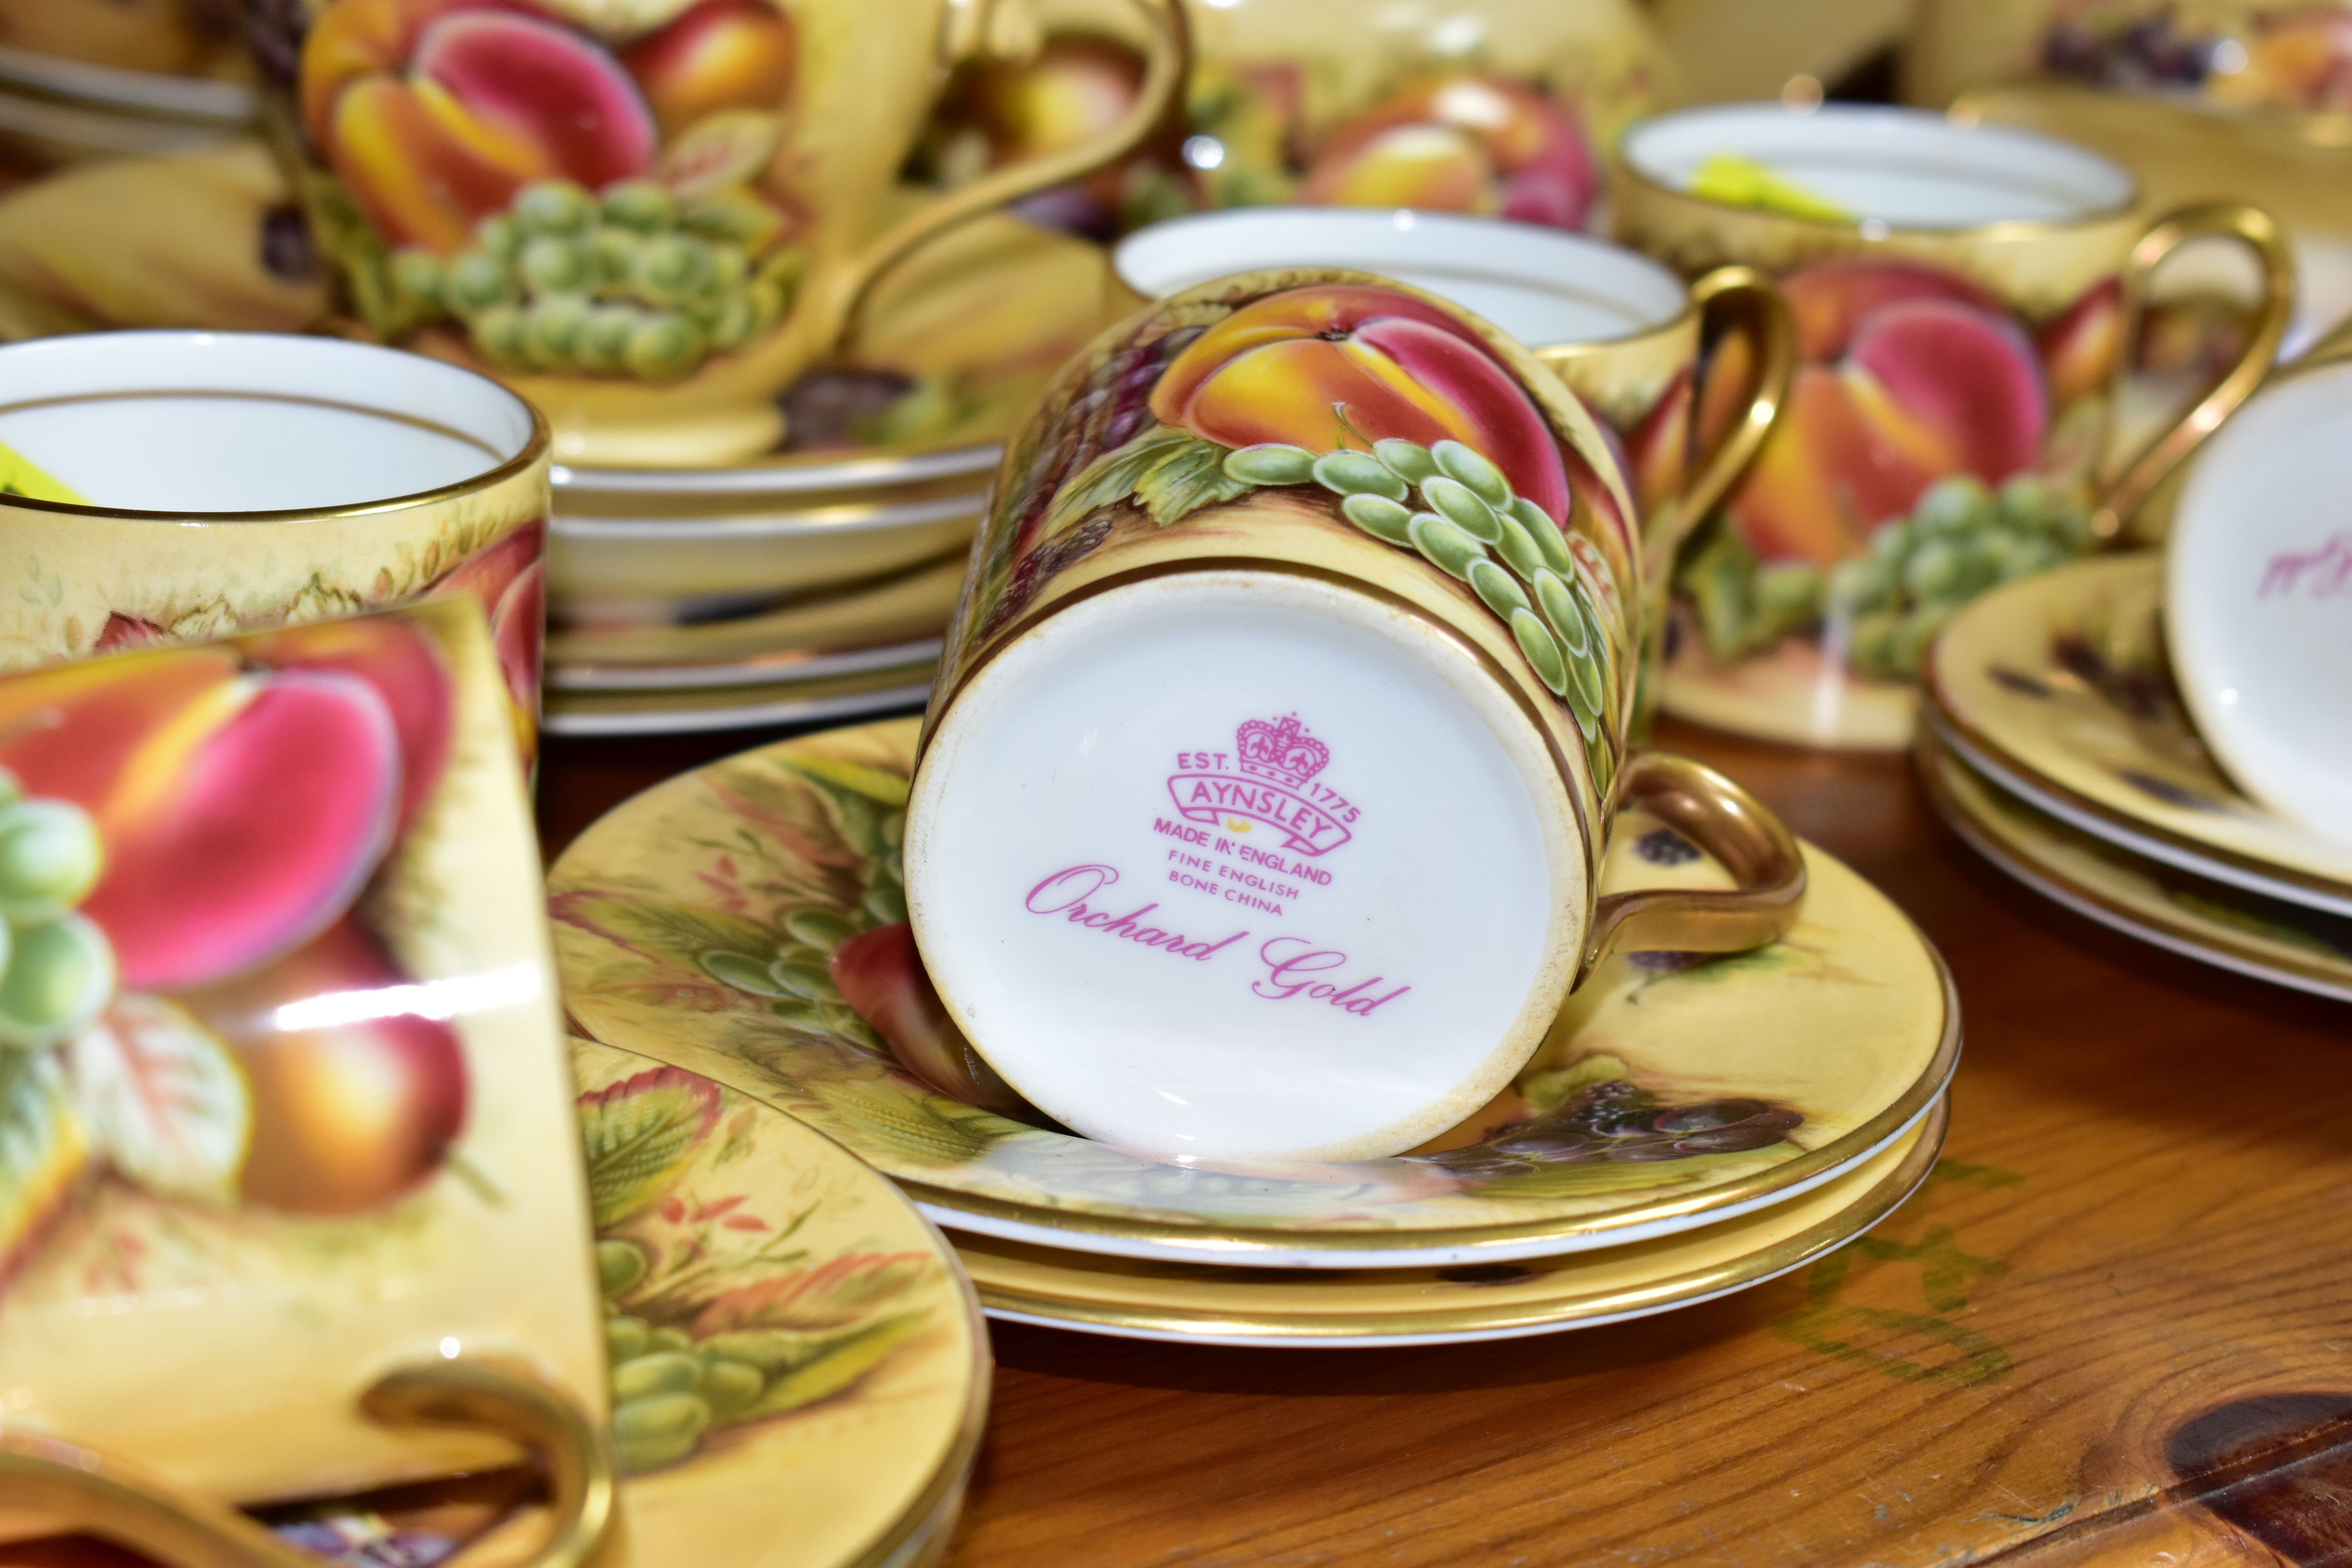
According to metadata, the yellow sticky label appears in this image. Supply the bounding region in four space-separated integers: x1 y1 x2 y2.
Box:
1690 153 1855 223
0 439 87 504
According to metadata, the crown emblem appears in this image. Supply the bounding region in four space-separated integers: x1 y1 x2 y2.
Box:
1234 715 1329 785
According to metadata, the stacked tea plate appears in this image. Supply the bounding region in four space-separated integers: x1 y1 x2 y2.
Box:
544 445 998 738
549 719 1962 1347
1919 355 2352 1004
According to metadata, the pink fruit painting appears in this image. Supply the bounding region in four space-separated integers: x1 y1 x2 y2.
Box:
1722 258 2088 566
1302 76 1600 232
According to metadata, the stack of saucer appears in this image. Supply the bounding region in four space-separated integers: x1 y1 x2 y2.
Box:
548 720 1962 1348
1921 554 2352 1004
0 38 251 168
544 446 998 737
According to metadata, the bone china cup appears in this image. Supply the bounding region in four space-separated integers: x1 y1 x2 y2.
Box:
0 329 549 748
1111 207 1798 609
244 0 1183 466
903 269 1805 1164
1613 102 2294 751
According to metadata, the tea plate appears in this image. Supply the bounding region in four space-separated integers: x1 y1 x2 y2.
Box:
1922 554 2352 917
958 1099 1944 1347
1918 734 2352 1005
550 719 1961 1269
572 1036 987 1568
543 662 934 739
550 639 944 695
547 552 966 671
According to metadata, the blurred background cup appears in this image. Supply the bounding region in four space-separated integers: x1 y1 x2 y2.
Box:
902 267 1804 1164
239 0 1185 468
0 330 549 751
1612 101 2293 750
1111 206 1796 731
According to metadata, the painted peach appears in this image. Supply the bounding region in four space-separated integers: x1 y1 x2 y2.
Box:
2038 277 2123 411
0 647 241 813
244 617 455 837
303 0 657 252
1303 76 1598 231
619 0 794 140
1150 284 1573 521
1726 260 2050 565
186 918 467 1215
78 670 401 992
430 519 544 718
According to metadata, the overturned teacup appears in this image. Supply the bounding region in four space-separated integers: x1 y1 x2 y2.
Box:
903 270 1804 1163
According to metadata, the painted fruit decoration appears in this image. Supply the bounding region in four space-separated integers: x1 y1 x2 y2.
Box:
914 38 1602 238
577 1056 939 1474
273 0 800 383
964 281 1633 795
2043 0 2352 114
1675 258 2118 683
0 617 470 1283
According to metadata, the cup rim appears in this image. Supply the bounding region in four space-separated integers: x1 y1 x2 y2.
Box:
1113 205 1697 348
0 329 550 523
1617 100 2143 237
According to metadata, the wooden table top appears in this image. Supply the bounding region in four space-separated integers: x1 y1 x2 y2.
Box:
539 713 2352 1568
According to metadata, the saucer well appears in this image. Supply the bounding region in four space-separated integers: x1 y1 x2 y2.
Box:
572 1036 987 1568
956 1098 1945 1347
1922 553 2352 919
1918 732 2352 1004
550 719 1960 1270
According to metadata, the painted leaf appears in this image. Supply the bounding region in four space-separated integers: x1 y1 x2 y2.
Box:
1470 1148 1773 1201
691 1252 932 1338
780 756 910 809
1037 425 1196 541
550 893 780 975
578 1065 724 1226
737 1310 930 1419
0 1048 87 1274
808 1080 1018 1168
67 996 251 1205
1134 435 1253 526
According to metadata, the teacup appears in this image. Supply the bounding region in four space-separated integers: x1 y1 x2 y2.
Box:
2166 348 2352 849
0 330 549 752
904 269 1805 1163
0 598 610 1525
1613 102 2294 750
241 0 1184 466
1111 206 1797 729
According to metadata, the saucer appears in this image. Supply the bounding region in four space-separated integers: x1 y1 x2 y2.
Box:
548 551 967 670
550 719 1961 1269
1918 733 2352 1004
1922 554 2352 918
958 1097 1944 1347
572 1036 987 1568
542 661 934 739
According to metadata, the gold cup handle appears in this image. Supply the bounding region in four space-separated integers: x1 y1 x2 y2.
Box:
1675 265 1798 541
2089 200 2297 541
795 0 1191 365
1578 752 1808 987
0 1357 618 1568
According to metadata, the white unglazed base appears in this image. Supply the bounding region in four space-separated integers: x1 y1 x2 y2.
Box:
906 570 1583 1163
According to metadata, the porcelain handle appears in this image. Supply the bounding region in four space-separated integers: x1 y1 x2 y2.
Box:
0 1357 618 1568
800 0 1190 364
1579 752 1807 987
2091 200 2296 541
1675 265 1797 542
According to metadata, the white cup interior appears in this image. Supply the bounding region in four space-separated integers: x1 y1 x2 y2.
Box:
1620 103 2136 230
907 569 1581 1163
1114 207 1689 348
0 331 538 514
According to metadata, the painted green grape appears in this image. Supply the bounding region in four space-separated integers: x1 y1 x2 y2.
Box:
613 1352 704 1401
614 1392 710 1470
597 1240 649 1298
704 294 755 353
0 913 113 1050
1995 474 2054 534
601 180 676 234
1490 507 1547 578
700 949 788 996
766 956 835 1000
1341 492 1414 544
648 1326 693 1356
699 1359 765 1417
1421 476 1503 544
525 294 590 369
579 307 641 375
622 312 706 380
862 880 907 925
1512 496 1575 575
389 249 445 310
446 251 515 315
1432 439 1510 506
785 908 858 952
1406 512 1484 580
1868 518 1917 570
519 234 591 295
515 180 595 237
472 214 522 264
1915 474 1992 537
606 1316 650 1363
0 800 102 924
634 234 715 305
1311 450 1407 501
1825 555 1898 615
1223 444 1316 486
1374 438 1439 485
1468 559 1530 619
1510 608 1569 697
1531 568 1591 660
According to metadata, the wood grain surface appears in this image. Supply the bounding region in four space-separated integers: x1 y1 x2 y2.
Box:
536 714 2352 1568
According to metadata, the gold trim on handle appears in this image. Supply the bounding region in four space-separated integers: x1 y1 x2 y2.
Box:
1676 265 1797 537
0 1357 618 1568
2090 200 2296 541
804 0 1191 365
1579 751 1808 985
